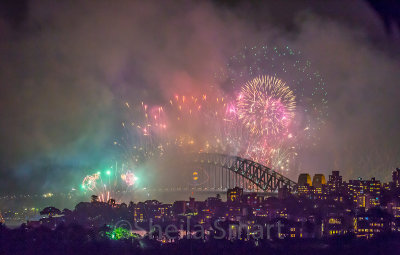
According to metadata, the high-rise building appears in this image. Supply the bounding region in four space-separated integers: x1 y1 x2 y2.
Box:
348 177 381 209
312 174 326 194
348 178 364 206
298 174 312 186
297 174 313 197
134 203 147 222
392 168 400 188
366 177 381 196
172 201 186 216
188 197 196 210
327 171 343 194
227 187 243 203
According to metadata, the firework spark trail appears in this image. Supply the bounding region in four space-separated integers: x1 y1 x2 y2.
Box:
126 91 292 172
103 45 326 195
82 167 139 202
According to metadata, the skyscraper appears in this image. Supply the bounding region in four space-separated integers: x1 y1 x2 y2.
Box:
328 171 343 194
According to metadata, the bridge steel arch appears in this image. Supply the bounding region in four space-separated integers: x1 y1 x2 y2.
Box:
192 153 297 192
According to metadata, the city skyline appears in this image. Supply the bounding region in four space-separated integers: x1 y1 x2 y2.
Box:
1 167 400 253
0 1 400 253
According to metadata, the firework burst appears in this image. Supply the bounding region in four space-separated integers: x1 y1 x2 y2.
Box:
221 45 327 143
111 45 327 183
121 171 138 186
82 173 100 191
81 163 140 202
237 75 296 138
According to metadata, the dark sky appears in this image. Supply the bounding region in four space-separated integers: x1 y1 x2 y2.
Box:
0 0 399 194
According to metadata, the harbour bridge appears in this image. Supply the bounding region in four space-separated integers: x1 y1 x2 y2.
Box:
143 153 297 194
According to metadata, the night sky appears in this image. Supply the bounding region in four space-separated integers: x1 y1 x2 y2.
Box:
0 0 399 194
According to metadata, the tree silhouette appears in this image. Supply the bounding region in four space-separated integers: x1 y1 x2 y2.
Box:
40 207 61 216
108 198 116 206
91 195 99 203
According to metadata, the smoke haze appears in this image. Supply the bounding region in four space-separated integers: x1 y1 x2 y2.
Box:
0 0 399 194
